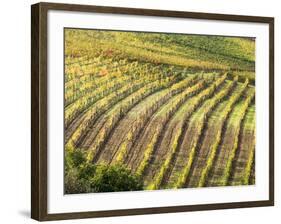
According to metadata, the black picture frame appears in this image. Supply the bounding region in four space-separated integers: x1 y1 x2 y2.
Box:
31 2 274 221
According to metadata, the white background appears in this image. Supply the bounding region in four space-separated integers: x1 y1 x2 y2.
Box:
0 0 279 223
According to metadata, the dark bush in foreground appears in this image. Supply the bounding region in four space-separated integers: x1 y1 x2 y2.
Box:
65 149 143 194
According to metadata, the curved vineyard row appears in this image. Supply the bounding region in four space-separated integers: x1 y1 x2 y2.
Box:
65 60 139 106
65 64 255 191
86 78 206 163
206 88 255 187
96 74 200 165
65 68 178 148
80 75 198 162
65 60 163 107
65 63 256 189
64 30 256 193
65 64 182 142
185 80 249 188
165 77 238 189
143 74 229 189
228 104 256 185
126 78 209 176
65 62 168 127
196 80 250 187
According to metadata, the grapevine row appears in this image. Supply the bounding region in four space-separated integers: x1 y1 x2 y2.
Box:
134 80 207 177
109 75 200 164
197 79 249 187
147 74 230 189
174 77 239 188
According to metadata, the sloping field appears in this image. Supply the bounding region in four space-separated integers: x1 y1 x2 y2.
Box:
64 29 255 192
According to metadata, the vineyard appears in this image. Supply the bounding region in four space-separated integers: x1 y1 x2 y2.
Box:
64 29 255 193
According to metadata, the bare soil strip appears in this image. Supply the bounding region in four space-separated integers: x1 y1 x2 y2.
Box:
78 75 191 162
144 77 229 189
65 72 177 147
228 104 255 186
65 79 145 143
164 79 237 189
185 81 248 188
124 78 210 176
65 64 159 130
206 88 255 187
95 75 199 164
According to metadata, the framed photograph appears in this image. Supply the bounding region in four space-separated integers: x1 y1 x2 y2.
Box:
31 2 274 221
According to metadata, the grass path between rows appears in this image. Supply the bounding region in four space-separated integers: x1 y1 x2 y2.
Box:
206 88 255 187
184 80 248 188
228 104 255 186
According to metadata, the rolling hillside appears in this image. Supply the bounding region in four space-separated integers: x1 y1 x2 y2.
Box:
64 29 255 193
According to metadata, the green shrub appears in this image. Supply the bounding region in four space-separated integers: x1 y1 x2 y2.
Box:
90 164 143 192
65 149 143 194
